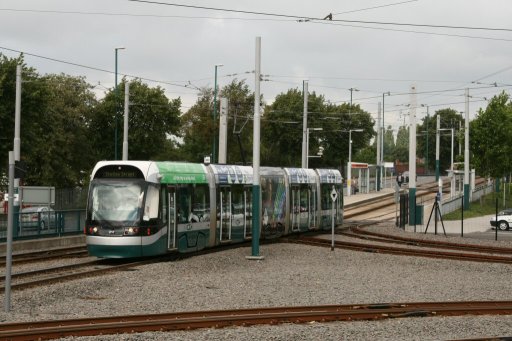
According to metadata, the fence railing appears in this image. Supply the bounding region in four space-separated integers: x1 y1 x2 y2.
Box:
0 209 85 242
441 183 494 215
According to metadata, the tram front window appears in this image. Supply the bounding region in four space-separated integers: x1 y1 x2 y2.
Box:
90 180 144 224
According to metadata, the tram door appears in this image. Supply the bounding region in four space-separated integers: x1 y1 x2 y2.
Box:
219 187 232 241
310 186 317 228
291 185 310 232
244 187 252 239
167 187 177 250
293 185 315 232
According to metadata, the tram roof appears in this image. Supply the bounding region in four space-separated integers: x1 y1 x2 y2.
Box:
209 164 253 185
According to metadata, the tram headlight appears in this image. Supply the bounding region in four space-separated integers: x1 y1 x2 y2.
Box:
123 227 140 235
87 226 99 235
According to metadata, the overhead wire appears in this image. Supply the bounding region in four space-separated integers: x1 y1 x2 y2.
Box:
127 0 512 32
0 45 198 93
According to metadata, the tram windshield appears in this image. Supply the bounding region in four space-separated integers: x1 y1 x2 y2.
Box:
88 179 145 224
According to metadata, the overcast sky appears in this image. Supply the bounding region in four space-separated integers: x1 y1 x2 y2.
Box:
1 0 511 133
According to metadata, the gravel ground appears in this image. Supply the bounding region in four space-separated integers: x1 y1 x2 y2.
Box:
1 226 512 340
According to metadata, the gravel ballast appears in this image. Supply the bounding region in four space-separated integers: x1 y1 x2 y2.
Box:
1 227 512 340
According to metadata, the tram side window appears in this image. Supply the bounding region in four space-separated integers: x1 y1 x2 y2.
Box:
160 187 168 224
191 185 209 222
177 185 210 223
321 184 332 210
144 184 160 221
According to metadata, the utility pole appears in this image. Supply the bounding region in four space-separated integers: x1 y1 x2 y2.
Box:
435 115 440 182
212 64 223 164
248 37 264 260
376 102 382 191
114 47 125 160
409 85 417 225
382 92 390 166
425 106 429 174
122 82 129 161
301 80 308 168
13 64 21 238
218 98 228 164
464 88 470 210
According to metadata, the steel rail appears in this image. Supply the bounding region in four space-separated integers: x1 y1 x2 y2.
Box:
0 246 88 266
350 226 512 254
1 301 512 340
290 236 512 264
0 258 159 294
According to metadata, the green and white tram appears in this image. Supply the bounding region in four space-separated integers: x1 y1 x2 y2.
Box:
85 160 343 258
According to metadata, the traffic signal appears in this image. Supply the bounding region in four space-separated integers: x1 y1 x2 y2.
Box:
14 160 27 179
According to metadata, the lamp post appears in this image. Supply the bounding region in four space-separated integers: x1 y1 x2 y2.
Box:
421 104 429 174
306 127 323 168
349 88 359 108
439 128 454 172
439 128 455 198
347 129 363 197
212 64 223 164
381 92 390 185
114 47 125 160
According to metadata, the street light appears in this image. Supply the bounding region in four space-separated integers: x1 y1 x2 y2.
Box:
347 129 363 197
439 128 454 172
306 127 323 168
381 91 390 165
349 87 359 108
421 104 430 174
212 64 223 164
114 46 125 160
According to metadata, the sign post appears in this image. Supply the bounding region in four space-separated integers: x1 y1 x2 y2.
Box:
330 186 338 251
394 181 400 227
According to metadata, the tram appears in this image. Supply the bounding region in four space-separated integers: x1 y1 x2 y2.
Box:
85 161 343 258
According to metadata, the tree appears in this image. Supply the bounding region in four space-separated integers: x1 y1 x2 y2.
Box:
219 79 255 165
30 74 98 187
383 125 395 162
179 79 256 164
261 88 326 167
394 125 409 163
417 108 463 173
261 88 375 170
0 54 46 183
470 92 512 178
89 79 181 162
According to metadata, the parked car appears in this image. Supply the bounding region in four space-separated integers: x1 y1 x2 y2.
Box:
490 209 512 230
20 206 55 230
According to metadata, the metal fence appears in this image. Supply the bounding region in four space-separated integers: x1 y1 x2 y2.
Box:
0 209 85 242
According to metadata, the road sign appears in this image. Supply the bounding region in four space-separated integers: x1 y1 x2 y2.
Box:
19 186 55 205
330 188 337 202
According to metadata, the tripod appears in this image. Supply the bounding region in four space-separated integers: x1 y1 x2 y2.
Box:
424 196 446 236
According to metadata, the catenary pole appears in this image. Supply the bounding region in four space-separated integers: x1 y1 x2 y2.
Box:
376 102 381 191
122 82 129 161
435 115 440 182
409 85 417 225
301 80 308 168
13 64 21 238
248 37 264 260
464 88 470 210
4 151 14 312
14 65 21 162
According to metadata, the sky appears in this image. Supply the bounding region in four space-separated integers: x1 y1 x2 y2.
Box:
1 0 512 135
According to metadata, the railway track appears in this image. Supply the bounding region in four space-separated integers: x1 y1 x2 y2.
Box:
346 225 512 255
0 245 88 266
0 258 161 293
288 233 512 264
1 301 511 340
344 178 486 221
